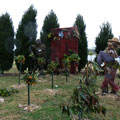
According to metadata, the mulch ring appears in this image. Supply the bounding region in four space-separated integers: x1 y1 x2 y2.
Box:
37 78 47 82
19 104 39 112
42 89 59 96
11 84 27 89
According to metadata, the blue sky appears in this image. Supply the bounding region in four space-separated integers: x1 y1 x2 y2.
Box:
1 0 120 49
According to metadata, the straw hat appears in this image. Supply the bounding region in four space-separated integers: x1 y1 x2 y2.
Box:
108 37 120 45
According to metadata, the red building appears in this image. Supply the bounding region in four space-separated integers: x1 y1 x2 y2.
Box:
51 27 79 73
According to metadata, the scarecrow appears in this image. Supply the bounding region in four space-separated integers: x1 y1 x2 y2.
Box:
97 37 120 95
28 39 46 73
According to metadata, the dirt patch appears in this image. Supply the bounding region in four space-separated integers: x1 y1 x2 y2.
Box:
99 94 116 99
99 93 120 101
43 89 59 96
96 90 120 101
115 96 120 101
11 84 27 89
0 115 20 120
38 78 47 82
19 104 39 112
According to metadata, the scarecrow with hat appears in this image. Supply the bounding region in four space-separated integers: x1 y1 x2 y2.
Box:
97 37 120 95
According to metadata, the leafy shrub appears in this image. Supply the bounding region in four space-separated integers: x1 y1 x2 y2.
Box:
61 62 106 119
15 55 25 64
0 88 19 97
22 71 37 85
47 61 58 73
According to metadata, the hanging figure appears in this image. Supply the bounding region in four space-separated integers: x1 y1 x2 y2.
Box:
28 39 46 73
97 37 120 95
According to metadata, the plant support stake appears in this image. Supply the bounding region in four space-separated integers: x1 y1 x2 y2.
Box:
18 63 22 85
78 111 82 120
52 72 54 89
28 84 30 105
66 67 68 82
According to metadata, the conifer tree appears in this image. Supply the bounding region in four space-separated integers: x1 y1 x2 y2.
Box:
74 14 88 71
40 10 59 65
95 22 113 54
15 5 37 71
0 13 14 73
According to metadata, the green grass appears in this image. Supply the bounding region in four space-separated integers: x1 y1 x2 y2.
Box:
0 65 120 120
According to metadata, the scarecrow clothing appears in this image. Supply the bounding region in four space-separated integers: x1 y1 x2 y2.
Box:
101 66 119 92
97 49 120 92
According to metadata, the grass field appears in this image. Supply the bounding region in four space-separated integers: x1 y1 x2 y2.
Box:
0 65 120 120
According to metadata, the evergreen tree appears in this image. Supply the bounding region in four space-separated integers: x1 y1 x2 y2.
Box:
95 22 113 54
117 48 120 56
74 14 88 71
0 13 14 73
15 5 37 71
40 10 59 65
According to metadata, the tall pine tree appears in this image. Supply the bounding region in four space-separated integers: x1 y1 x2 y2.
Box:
15 5 37 71
0 13 14 73
40 10 59 65
74 14 88 71
95 22 113 54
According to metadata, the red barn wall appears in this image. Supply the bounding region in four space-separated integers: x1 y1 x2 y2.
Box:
51 27 79 73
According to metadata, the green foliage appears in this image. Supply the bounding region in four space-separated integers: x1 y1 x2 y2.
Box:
15 5 37 71
95 22 114 54
0 13 14 72
74 14 88 71
61 62 106 119
40 10 59 65
37 57 46 73
0 88 19 97
62 54 71 70
117 48 120 56
62 51 80 76
15 55 25 63
88 51 94 56
61 84 106 119
38 57 46 65
69 53 80 63
62 51 80 71
22 69 37 85
84 62 103 87
47 61 58 73
47 33 53 39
